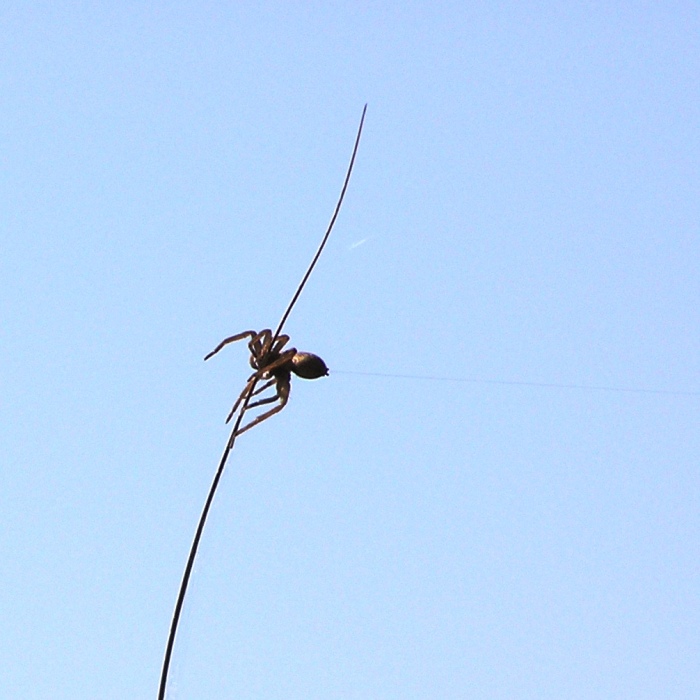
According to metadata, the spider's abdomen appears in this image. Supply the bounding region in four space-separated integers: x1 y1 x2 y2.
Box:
291 352 329 379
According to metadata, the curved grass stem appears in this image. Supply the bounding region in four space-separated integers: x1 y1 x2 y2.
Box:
158 105 367 699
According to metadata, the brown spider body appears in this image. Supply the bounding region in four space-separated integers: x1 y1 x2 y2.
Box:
291 351 330 379
204 329 328 435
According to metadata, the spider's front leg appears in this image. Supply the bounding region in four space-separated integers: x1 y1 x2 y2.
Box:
249 332 291 370
204 330 257 361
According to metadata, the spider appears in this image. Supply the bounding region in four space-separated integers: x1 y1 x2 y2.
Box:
204 329 328 435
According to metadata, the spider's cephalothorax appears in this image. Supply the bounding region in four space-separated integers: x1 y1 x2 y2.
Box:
204 329 328 435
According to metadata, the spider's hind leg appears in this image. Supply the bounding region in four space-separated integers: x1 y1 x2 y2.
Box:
225 374 257 423
223 365 285 424
224 370 271 424
235 377 291 436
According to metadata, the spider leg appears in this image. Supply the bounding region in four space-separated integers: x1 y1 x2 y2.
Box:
244 331 292 373
249 377 277 399
222 353 291 423
204 330 257 361
248 330 272 365
257 348 297 376
249 332 290 366
225 374 258 423
247 389 283 409
269 333 291 355
235 377 291 436
222 350 294 424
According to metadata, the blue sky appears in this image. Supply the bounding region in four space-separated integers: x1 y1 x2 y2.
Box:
2 3 699 698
